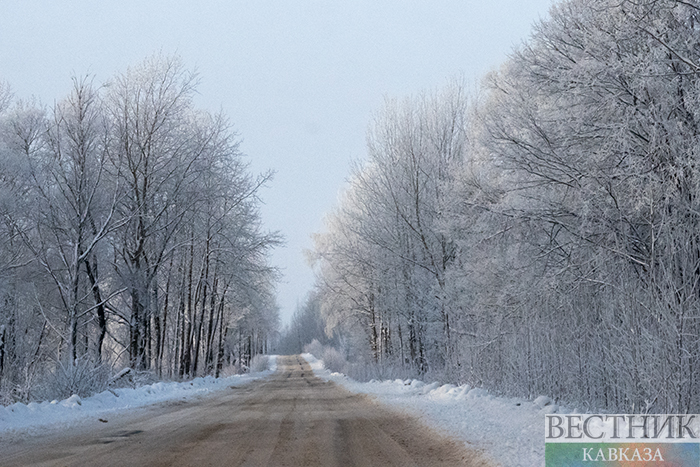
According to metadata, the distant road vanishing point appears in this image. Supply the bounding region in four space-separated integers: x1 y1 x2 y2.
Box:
1 355 493 466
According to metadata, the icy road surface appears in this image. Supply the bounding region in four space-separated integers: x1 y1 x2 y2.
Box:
0 355 492 466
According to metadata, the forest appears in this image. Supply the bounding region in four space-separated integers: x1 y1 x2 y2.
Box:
3 0 700 416
285 0 700 413
0 55 280 403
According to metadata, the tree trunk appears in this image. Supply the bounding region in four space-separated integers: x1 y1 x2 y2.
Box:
84 257 107 362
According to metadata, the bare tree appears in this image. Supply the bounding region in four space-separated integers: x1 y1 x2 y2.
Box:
106 54 201 370
313 83 468 378
7 78 119 367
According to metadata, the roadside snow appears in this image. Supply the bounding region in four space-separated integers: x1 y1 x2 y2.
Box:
0 355 278 436
2 354 553 466
301 353 551 467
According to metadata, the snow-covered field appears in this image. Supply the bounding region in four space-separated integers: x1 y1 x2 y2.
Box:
0 356 277 436
301 352 553 467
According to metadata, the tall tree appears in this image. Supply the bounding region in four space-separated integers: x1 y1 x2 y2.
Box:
313 84 467 377
107 54 201 370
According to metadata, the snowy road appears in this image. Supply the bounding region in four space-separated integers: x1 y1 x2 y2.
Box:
1 355 491 466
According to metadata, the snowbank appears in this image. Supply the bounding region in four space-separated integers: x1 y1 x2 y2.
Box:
0 355 278 436
301 353 552 467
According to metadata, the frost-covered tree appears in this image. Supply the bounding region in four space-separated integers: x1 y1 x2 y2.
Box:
314 0 700 412
463 0 700 412
0 56 280 402
105 54 202 370
313 83 468 378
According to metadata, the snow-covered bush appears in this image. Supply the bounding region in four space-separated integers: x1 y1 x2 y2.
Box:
303 340 348 374
345 360 417 382
0 365 42 405
249 354 269 373
219 363 243 377
320 347 346 373
303 339 324 360
37 357 110 401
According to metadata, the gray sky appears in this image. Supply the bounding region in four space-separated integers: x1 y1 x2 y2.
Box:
0 0 553 324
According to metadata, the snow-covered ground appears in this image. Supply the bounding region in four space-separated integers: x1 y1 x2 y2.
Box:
301 352 553 467
0 356 277 436
0 354 553 466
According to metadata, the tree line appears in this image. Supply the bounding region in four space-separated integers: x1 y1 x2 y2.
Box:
310 0 700 413
0 54 280 403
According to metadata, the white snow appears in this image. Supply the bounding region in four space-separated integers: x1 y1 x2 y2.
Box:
1 353 555 466
301 352 552 467
0 355 277 436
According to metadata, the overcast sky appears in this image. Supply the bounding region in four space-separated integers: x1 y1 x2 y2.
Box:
0 0 553 324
